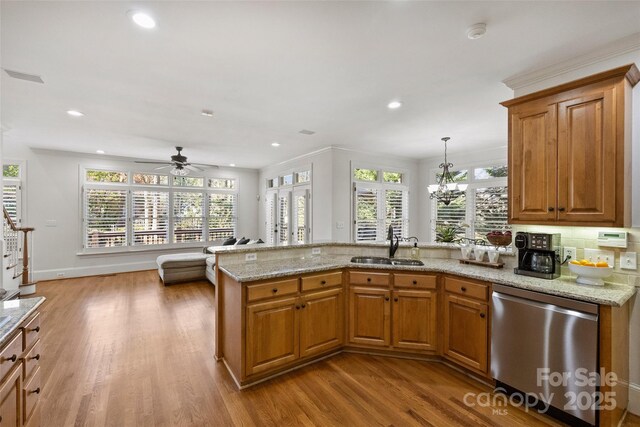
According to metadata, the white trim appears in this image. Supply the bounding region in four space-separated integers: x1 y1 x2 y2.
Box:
502 33 640 91
629 382 640 416
34 260 158 281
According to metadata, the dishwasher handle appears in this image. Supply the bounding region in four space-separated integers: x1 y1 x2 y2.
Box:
493 292 598 322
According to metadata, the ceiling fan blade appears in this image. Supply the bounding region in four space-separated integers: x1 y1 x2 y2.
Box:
185 164 204 172
135 161 173 165
153 165 174 171
191 163 219 168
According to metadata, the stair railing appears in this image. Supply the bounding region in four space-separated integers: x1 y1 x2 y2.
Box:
3 206 36 295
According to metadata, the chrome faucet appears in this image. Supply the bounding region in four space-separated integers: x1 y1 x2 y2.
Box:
387 225 400 258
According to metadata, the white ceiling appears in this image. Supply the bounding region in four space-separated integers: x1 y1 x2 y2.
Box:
1 1 639 169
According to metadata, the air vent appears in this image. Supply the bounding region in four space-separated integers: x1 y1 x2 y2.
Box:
3 69 44 84
299 129 315 135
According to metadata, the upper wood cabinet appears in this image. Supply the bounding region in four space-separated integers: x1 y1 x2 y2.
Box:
502 64 639 227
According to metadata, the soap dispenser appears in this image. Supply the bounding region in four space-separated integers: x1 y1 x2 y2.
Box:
411 243 420 260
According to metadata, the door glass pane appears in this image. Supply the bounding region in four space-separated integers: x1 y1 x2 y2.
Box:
294 193 306 244
279 194 289 245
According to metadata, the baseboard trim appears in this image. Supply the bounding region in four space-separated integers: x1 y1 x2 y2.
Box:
628 382 640 416
34 260 157 281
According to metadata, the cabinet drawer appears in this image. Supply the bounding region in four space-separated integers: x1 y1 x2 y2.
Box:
444 277 489 301
301 271 342 292
394 273 437 289
23 339 41 381
247 278 299 302
22 313 40 351
0 331 23 381
349 271 390 287
23 366 41 425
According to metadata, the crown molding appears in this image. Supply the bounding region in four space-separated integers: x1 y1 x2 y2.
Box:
502 32 640 91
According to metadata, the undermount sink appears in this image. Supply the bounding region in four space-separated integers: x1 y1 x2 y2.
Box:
350 256 424 266
350 256 392 265
390 258 424 266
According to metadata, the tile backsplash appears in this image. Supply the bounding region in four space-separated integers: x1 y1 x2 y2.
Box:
514 225 640 287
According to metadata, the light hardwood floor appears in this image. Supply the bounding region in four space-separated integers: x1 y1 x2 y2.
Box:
32 270 640 426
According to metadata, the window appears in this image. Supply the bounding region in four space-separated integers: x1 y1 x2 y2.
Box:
352 166 409 242
264 167 311 245
430 163 510 243
3 163 22 225
81 168 238 250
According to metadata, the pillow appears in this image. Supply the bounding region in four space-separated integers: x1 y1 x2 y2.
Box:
236 237 250 245
222 237 237 246
256 239 264 244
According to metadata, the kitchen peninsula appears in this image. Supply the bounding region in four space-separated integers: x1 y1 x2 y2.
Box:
212 243 635 426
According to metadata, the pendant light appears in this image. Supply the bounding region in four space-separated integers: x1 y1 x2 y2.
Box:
427 137 468 205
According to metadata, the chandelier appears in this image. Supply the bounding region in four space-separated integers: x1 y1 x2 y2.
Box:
427 137 467 206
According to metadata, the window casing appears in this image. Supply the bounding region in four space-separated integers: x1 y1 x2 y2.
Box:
430 164 510 243
82 168 238 251
352 166 409 242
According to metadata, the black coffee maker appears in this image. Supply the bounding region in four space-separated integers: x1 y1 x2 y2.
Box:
514 232 561 279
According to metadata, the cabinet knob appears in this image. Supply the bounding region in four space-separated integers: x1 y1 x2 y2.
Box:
272 288 278 293
321 280 326 285
461 287 467 292
384 296 390 301
29 354 40 361
412 280 417 285
558 207 565 212
480 313 486 319
32 326 40 333
367 278 371 282
295 305 300 310
394 297 399 302
4 354 16 363
548 207 555 212
30 387 40 395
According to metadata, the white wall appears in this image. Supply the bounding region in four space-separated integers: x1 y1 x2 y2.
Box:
258 147 420 243
2 144 259 281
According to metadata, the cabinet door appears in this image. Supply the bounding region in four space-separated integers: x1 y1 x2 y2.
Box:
509 104 558 222
443 293 488 373
392 289 437 352
348 287 390 347
299 288 344 358
0 365 21 427
246 297 299 376
557 88 616 223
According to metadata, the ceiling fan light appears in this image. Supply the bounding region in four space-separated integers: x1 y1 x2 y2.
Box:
170 167 189 176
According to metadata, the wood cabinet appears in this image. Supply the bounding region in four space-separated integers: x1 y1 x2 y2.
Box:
299 288 344 358
348 286 390 347
348 271 438 353
0 311 41 427
442 277 489 374
502 64 639 227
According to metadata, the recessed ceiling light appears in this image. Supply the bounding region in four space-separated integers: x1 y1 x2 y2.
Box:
96 150 105 154
131 11 156 29
467 23 487 40
271 142 280 147
67 110 84 117
387 100 403 110
201 109 214 117
229 163 236 167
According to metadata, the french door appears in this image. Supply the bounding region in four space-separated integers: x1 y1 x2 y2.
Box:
265 186 310 245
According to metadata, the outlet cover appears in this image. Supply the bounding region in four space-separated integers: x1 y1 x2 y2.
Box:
311 247 321 255
563 247 577 262
620 252 637 270
245 253 257 262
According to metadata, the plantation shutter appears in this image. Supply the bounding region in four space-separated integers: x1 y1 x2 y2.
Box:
474 186 509 240
2 183 20 224
84 188 128 248
354 186 379 242
278 191 291 245
293 188 309 244
265 191 277 245
433 193 467 241
209 193 237 240
173 191 204 243
385 189 408 239
132 190 169 245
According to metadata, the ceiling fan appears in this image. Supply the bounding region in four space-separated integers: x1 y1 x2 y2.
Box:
134 147 218 176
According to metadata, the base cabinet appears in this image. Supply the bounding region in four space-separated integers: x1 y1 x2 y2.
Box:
443 293 488 374
299 288 344 358
348 286 390 347
0 366 21 427
392 289 438 352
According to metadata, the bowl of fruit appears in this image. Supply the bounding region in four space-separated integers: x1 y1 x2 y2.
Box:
568 259 613 286
485 231 512 249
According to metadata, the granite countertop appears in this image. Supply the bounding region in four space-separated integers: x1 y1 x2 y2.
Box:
0 297 46 348
219 256 635 307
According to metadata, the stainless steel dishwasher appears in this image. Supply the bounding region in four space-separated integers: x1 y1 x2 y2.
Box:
491 284 599 426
